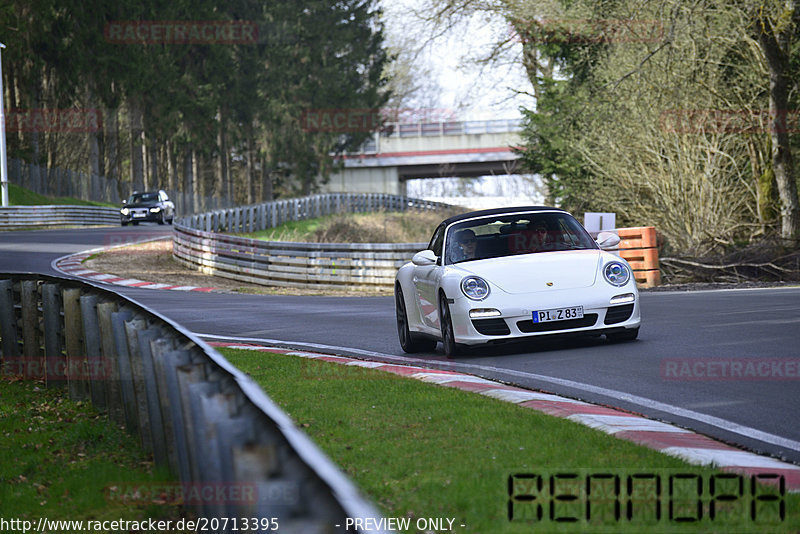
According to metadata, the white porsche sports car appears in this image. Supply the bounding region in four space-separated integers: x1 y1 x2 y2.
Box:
395 206 641 356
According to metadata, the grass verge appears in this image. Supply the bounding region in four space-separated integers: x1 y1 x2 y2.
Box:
221 347 798 533
239 209 464 244
7 183 113 207
0 376 183 525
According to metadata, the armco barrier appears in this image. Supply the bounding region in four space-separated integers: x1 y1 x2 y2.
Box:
617 226 660 288
0 205 119 229
0 273 385 533
173 193 452 291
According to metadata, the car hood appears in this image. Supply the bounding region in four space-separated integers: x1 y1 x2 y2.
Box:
453 249 602 294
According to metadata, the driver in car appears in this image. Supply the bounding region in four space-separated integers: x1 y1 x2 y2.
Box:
451 229 478 262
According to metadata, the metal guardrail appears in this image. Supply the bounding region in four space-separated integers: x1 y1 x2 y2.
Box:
173 193 452 290
0 273 385 532
0 205 119 229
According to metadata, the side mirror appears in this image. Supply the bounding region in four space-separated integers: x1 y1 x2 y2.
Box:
122 199 127 205
411 250 438 266
596 231 620 250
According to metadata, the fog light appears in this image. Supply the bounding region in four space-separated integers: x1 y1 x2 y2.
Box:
610 293 635 305
469 308 501 318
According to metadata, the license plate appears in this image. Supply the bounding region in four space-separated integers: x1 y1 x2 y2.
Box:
532 306 584 323
133 212 146 218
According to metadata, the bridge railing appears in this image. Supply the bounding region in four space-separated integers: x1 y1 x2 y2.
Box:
173 193 455 291
386 118 523 138
353 119 524 154
0 273 385 531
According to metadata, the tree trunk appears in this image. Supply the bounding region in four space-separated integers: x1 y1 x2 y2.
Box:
129 98 145 192
262 147 273 201
757 5 800 240
246 129 255 204
146 135 158 189
215 108 228 204
183 145 194 214
192 149 201 211
167 138 177 193
106 106 120 181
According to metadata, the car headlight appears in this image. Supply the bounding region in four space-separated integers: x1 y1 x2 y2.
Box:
604 261 631 287
120 208 129 216
150 207 161 213
461 276 490 300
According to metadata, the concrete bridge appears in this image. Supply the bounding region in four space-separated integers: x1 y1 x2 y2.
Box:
321 119 524 195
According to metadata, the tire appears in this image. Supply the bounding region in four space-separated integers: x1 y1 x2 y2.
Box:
121 221 128 226
395 285 436 353
607 327 639 342
167 216 173 225
157 212 165 225
439 294 460 357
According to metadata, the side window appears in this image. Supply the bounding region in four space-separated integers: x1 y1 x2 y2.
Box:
428 224 445 259
159 191 168 202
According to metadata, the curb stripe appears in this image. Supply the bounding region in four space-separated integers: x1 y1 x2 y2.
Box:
52 242 219 292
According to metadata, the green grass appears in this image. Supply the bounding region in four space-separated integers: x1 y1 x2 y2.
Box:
238 209 461 243
239 215 334 241
6 182 114 207
0 377 183 525
222 348 799 533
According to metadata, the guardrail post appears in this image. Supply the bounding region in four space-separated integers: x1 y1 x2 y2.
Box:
111 310 140 434
151 343 192 479
124 317 154 453
63 287 89 401
0 279 20 361
97 301 124 424
21 281 43 380
40 283 64 387
175 363 211 484
184 379 222 516
80 294 107 412
216 416 255 517
135 328 171 470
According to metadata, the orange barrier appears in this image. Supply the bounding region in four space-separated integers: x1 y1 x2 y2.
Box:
617 226 660 288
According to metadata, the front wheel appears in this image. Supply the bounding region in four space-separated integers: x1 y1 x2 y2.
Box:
439 294 460 358
395 285 436 353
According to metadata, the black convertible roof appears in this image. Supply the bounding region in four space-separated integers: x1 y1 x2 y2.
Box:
439 206 568 226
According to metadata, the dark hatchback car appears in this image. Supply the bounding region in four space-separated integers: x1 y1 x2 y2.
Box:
120 190 175 226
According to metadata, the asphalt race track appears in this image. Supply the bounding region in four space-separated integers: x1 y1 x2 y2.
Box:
2 226 800 466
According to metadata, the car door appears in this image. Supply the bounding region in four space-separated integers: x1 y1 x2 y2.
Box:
413 224 444 331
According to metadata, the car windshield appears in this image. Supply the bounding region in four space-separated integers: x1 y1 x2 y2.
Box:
444 211 598 265
128 192 159 204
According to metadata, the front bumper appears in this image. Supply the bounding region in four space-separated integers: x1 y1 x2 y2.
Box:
449 287 641 346
120 208 162 223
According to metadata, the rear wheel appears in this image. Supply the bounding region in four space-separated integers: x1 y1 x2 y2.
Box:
607 327 639 342
439 294 460 358
395 285 436 353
